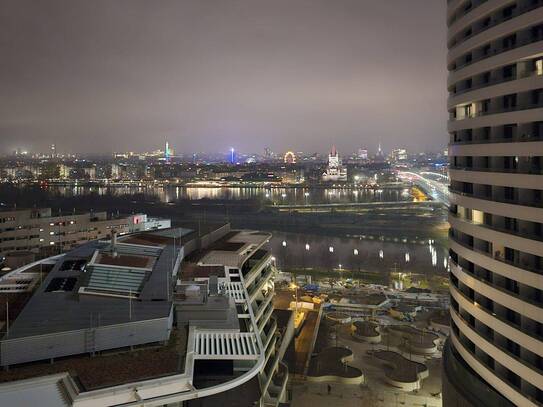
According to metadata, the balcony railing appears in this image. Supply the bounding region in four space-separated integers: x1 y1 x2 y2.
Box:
451 307 543 376
452 67 543 97
449 212 543 243
450 165 543 175
452 100 543 122
450 274 543 342
450 132 543 145
449 229 543 276
448 187 543 209
248 266 274 302
449 2 543 50
258 303 275 333
448 0 489 27
452 32 543 73
263 362 289 407
443 337 520 407
242 251 272 284
450 257 542 308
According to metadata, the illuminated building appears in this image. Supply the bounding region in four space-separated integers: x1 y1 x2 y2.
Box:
444 1 543 406
357 148 368 160
165 140 171 162
283 151 296 164
59 164 72 179
322 145 347 182
390 148 407 162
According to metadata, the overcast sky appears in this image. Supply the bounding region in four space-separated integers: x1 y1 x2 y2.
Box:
1 0 447 156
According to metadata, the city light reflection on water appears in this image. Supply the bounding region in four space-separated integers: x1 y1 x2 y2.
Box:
34 184 447 278
49 185 411 205
267 233 448 276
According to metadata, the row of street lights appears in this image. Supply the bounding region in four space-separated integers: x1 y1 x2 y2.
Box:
281 241 418 265
281 240 362 273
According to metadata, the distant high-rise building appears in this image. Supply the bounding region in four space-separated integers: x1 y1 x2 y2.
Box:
390 148 407 162
50 144 56 158
443 2 543 407
357 148 368 160
164 141 171 161
59 164 72 179
110 163 122 179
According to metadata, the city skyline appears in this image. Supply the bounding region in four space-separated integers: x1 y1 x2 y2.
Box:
1 0 447 155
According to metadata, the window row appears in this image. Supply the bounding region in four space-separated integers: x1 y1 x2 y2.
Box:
449 0 543 48
450 88 543 120
450 121 543 144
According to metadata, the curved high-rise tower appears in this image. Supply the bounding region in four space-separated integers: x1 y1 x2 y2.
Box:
444 1 543 406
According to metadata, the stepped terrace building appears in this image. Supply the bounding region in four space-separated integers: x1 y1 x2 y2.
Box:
0 224 293 407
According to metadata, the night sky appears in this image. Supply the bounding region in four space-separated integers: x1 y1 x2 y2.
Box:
1 0 447 155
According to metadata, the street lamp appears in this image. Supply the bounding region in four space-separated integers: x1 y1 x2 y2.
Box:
281 240 288 276
353 248 359 280
302 243 310 271
329 246 334 253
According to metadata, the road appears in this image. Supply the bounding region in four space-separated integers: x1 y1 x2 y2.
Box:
397 170 450 206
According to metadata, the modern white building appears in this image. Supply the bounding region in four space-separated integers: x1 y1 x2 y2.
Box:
444 1 543 406
0 225 293 407
0 208 170 257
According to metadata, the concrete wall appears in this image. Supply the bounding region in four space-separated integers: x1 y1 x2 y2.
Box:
200 223 231 250
0 310 173 366
442 339 514 407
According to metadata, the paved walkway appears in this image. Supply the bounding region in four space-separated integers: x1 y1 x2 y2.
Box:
292 382 442 407
291 321 443 407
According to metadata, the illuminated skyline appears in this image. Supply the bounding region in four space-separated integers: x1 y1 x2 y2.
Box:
1 0 446 155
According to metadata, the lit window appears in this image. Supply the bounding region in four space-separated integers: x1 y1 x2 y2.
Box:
49 231 55 235
536 59 543 76
472 209 484 224
49 242 55 245
49 222 55 226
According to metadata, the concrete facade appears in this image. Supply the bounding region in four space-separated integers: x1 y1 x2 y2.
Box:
0 208 169 257
446 1 543 406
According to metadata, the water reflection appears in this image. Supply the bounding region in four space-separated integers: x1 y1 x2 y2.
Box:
43 185 412 206
267 232 448 276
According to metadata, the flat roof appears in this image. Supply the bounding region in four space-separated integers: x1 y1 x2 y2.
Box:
181 230 271 279
3 228 190 339
94 252 156 269
0 329 186 390
121 227 194 246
